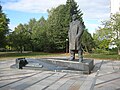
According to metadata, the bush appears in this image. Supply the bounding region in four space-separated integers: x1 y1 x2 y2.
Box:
0 48 6 52
108 48 118 55
109 47 117 52
93 49 109 54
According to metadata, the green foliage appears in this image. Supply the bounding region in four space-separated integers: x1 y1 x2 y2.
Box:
9 17 48 52
46 0 88 52
47 5 68 51
111 13 120 50
93 20 113 50
93 13 120 54
81 29 95 52
31 17 49 51
93 49 110 54
9 24 27 53
8 0 94 53
0 5 10 48
66 0 83 22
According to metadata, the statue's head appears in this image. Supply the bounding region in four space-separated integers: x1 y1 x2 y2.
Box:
72 14 77 21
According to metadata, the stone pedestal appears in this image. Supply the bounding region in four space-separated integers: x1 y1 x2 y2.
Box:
14 58 94 74
40 58 94 74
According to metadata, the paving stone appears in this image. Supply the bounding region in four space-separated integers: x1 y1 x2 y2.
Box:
1 58 120 90
47 75 80 90
25 73 67 90
94 60 120 90
9 72 54 90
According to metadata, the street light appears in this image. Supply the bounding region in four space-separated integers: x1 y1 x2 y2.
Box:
66 39 68 53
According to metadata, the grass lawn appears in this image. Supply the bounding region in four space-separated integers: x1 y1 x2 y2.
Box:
0 52 66 61
84 53 120 60
0 52 120 61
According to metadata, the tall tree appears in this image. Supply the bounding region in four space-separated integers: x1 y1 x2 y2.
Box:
10 24 27 53
111 13 120 54
47 0 85 52
8 0 94 53
0 4 10 48
66 0 83 22
47 5 68 51
93 21 113 50
31 17 48 51
27 18 37 51
81 29 95 53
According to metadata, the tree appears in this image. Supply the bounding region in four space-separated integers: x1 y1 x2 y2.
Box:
66 0 83 22
27 18 37 51
111 13 120 54
31 17 49 51
46 0 85 52
8 0 94 53
93 20 113 50
0 4 10 48
47 5 68 51
81 29 95 53
9 17 49 52
10 24 27 53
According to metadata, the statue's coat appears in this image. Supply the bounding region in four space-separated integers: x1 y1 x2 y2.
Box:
68 20 84 50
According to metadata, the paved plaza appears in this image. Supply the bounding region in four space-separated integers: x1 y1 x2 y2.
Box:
94 60 120 90
0 58 120 90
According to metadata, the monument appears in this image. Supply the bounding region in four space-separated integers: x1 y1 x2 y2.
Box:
12 14 94 74
68 14 84 62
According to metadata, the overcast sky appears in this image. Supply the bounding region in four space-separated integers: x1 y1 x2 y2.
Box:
1 0 110 34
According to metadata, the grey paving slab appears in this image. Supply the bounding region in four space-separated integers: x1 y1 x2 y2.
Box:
25 72 67 90
95 82 120 90
94 60 120 90
69 80 84 90
0 72 37 80
0 78 20 88
3 58 120 90
80 73 97 90
0 59 89 90
58 79 76 90
97 72 120 84
0 60 14 68
2 72 54 90
47 74 85 90
0 71 39 89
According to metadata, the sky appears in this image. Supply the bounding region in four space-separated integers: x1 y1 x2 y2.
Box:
1 0 110 34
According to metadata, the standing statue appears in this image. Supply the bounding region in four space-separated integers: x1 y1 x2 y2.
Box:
68 14 84 62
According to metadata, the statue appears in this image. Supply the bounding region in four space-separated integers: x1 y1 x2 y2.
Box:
68 14 84 62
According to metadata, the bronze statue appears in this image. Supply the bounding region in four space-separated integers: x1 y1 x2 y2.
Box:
68 14 84 62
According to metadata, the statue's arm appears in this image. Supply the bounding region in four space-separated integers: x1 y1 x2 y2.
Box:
68 24 71 39
76 22 84 39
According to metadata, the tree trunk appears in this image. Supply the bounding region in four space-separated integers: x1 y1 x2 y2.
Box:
20 46 23 53
85 45 89 53
118 49 120 55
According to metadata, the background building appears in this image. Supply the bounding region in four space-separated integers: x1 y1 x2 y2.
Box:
111 0 120 14
109 0 120 49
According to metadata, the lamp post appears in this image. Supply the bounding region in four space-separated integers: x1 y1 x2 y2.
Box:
66 39 68 54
